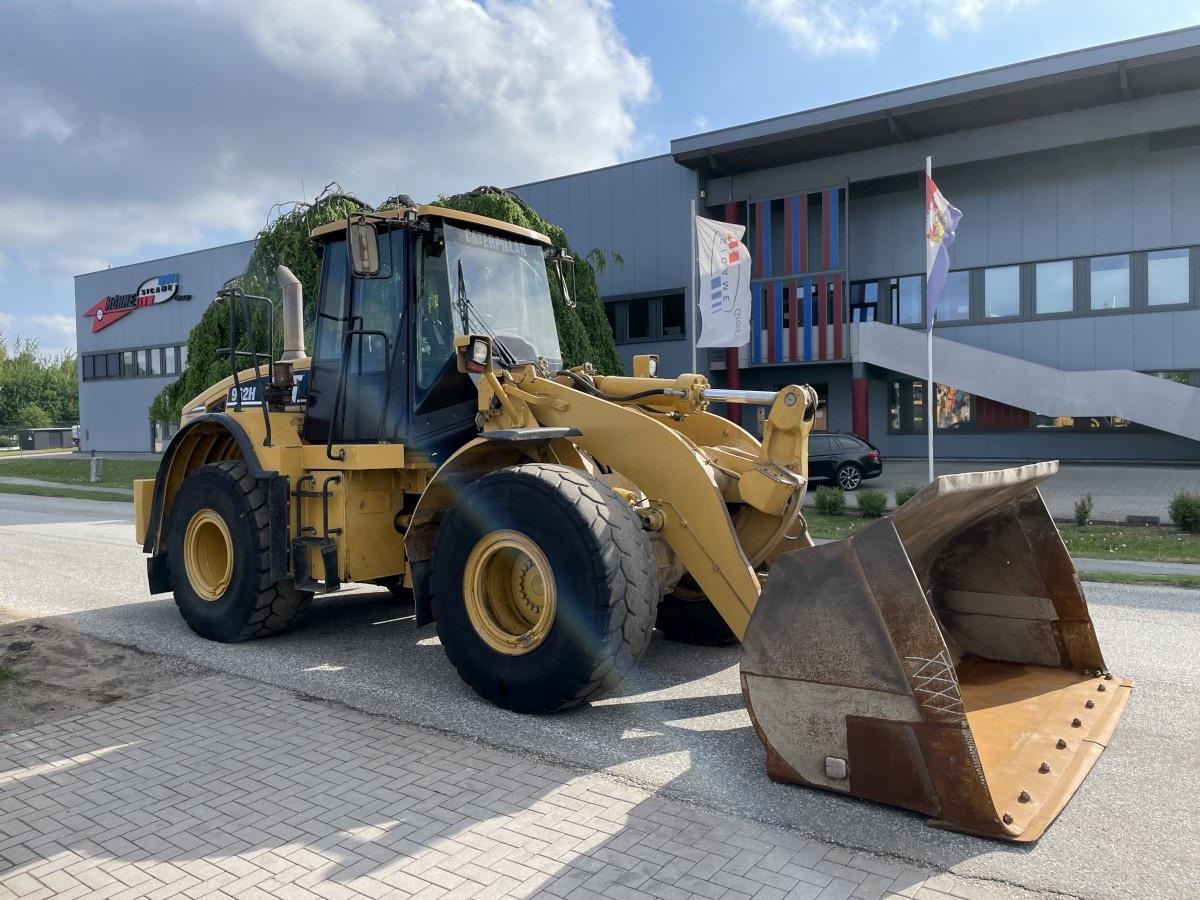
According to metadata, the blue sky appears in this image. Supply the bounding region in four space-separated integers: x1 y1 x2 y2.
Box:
1 0 1197 355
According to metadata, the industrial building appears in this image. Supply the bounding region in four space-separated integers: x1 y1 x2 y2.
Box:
76 27 1200 459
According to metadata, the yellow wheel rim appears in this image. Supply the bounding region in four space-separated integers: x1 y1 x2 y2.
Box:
463 530 556 655
183 508 234 602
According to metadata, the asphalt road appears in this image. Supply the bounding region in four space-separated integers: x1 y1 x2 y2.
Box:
1 493 1197 900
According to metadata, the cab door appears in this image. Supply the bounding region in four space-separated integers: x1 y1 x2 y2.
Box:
304 231 407 446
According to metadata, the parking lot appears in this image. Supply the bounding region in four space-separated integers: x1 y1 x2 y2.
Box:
1 492 1198 899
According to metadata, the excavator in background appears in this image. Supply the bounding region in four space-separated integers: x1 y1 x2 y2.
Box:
133 202 1130 841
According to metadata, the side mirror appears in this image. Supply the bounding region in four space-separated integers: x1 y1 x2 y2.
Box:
348 220 380 276
455 334 492 374
548 247 575 308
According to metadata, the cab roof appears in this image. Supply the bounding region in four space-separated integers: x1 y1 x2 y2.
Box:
309 204 552 246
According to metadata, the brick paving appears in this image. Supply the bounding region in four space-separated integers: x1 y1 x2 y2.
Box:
0 676 1046 899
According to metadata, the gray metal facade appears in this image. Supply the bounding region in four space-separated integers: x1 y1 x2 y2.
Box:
74 241 254 452
510 27 1200 462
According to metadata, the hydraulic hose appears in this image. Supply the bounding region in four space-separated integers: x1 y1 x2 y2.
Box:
556 370 684 404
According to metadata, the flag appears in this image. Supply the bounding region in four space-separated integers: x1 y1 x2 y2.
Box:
695 215 752 348
925 177 962 333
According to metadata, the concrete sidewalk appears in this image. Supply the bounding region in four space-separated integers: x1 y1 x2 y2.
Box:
0 476 133 496
0 674 1038 900
808 459 1200 523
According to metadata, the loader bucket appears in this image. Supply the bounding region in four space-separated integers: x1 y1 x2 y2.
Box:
740 462 1131 841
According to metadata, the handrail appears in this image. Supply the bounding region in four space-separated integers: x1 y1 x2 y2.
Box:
217 287 275 447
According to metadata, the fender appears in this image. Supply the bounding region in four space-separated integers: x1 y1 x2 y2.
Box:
403 434 586 626
142 413 289 593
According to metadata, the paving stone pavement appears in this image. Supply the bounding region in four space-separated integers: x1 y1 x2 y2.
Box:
0 676 1049 900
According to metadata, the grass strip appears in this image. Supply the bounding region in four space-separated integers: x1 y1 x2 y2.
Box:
0 482 132 503
0 457 159 488
1077 571 1200 589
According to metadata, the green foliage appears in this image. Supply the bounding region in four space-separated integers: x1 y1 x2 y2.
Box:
433 188 623 375
894 483 919 506
149 191 369 423
14 404 51 429
0 336 78 430
1169 491 1200 534
857 489 887 518
814 485 845 516
1074 493 1094 527
149 186 624 424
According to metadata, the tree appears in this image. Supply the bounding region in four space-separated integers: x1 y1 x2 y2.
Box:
0 336 78 430
150 186 624 423
15 403 51 429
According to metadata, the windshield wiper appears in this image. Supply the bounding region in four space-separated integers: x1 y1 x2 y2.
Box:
456 259 518 368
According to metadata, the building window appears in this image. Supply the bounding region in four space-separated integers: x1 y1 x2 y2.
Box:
93 354 106 379
1148 248 1190 306
849 281 879 322
1035 260 1074 314
149 347 163 376
164 346 178 375
890 275 922 325
984 266 1020 318
888 381 926 433
180 345 188 371
605 294 687 343
1089 254 1129 310
82 355 95 381
934 270 970 323
604 302 617 339
626 298 650 340
1034 415 1136 431
122 351 135 377
889 380 975 432
107 353 119 378
661 294 685 337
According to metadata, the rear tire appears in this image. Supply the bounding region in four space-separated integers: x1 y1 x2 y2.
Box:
166 461 312 642
431 463 657 713
655 594 738 646
836 463 863 491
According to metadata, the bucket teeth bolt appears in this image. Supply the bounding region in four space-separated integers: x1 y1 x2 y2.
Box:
1002 813 1014 825
1039 762 1051 774
1085 699 1096 709
1018 791 1031 803
1056 738 1067 749
1104 673 1114 680
1072 717 1083 727
1098 684 1106 692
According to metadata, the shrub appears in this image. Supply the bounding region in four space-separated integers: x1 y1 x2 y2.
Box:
858 489 888 519
894 483 919 507
814 486 845 516
1074 493 1094 527
1169 491 1200 534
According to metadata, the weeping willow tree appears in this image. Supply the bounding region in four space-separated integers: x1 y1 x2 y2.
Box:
149 186 622 425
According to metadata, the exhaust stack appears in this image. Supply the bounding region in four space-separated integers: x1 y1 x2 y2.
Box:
276 265 306 361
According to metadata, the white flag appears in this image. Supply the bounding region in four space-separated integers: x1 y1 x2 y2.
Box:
695 215 751 348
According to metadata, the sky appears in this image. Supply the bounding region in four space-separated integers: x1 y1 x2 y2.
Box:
1 0 1197 354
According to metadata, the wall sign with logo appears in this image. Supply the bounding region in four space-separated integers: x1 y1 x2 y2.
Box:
82 273 191 333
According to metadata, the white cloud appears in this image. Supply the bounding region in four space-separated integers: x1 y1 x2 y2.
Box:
747 0 1031 55
693 115 711 131
0 0 653 286
28 314 76 339
0 311 14 333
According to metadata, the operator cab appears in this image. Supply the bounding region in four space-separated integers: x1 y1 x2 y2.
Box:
304 206 563 462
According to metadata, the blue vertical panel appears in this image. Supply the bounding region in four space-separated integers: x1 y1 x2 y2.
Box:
751 283 763 364
802 277 813 361
773 282 784 361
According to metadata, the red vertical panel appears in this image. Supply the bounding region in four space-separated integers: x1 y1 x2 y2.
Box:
821 190 832 270
799 196 809 272
817 276 829 360
788 280 798 362
833 277 844 359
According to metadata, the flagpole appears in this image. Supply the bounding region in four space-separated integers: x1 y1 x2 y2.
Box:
925 156 934 485
689 198 698 375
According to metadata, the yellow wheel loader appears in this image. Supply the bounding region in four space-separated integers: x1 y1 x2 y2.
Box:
134 204 1130 841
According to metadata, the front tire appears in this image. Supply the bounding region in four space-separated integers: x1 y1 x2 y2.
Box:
431 463 658 713
166 461 312 642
